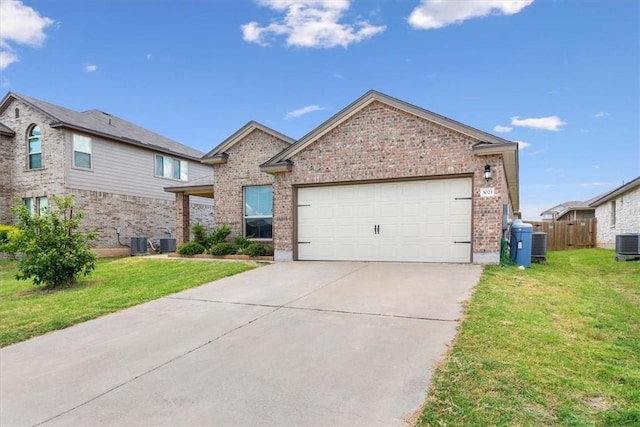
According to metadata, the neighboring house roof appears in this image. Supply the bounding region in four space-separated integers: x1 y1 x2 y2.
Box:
541 200 591 217
164 174 214 198
0 92 204 160
0 121 15 136
201 120 294 165
259 89 519 210
589 176 640 206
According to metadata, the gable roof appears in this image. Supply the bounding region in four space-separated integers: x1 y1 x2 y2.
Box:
0 92 204 160
201 120 294 165
589 176 640 206
0 121 14 136
259 89 519 210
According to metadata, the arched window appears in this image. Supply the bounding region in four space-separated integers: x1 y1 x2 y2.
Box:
27 125 42 169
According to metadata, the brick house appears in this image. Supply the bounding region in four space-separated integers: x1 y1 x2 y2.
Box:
589 176 640 249
191 90 519 264
0 92 214 256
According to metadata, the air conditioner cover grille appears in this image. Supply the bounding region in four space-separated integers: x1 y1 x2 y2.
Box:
531 232 548 257
616 234 640 255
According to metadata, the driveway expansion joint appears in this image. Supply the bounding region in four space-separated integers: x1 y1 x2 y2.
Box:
166 296 458 322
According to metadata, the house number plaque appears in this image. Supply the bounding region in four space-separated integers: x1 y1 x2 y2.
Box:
480 187 495 197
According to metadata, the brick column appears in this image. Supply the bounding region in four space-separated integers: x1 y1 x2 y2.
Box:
175 193 190 245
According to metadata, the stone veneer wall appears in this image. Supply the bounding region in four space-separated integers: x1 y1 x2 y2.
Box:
272 101 510 262
595 186 640 249
0 134 13 224
71 189 213 248
212 129 291 238
0 98 67 222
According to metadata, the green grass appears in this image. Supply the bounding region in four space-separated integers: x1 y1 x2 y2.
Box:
419 248 640 427
0 257 257 347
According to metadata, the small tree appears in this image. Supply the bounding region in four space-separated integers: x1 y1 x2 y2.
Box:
6 195 98 287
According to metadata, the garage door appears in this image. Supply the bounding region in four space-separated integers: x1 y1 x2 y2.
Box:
297 178 472 262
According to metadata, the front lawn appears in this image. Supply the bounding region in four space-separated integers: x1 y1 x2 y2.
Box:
0 257 257 347
419 249 640 426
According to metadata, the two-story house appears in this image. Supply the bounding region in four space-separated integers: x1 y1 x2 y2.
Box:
0 92 214 256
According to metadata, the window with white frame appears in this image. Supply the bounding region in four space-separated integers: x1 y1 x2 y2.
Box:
244 185 272 239
27 125 42 169
611 200 616 226
73 134 92 169
23 197 48 215
155 154 188 181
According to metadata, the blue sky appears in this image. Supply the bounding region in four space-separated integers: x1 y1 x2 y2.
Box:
1 0 638 220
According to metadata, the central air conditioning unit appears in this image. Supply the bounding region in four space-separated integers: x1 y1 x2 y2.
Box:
615 233 640 261
531 232 548 264
158 238 177 253
130 236 148 256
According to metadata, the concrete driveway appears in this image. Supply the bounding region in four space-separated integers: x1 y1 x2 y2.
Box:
0 261 481 427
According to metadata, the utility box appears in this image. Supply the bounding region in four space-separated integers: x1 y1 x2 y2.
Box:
510 220 532 268
158 238 176 253
130 237 148 256
531 232 548 264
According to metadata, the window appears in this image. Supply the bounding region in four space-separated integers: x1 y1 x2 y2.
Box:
611 200 616 226
155 154 188 181
73 134 92 169
23 197 48 215
244 185 273 239
27 125 42 169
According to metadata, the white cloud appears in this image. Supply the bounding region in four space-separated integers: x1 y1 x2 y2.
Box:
408 0 534 30
84 64 98 72
241 0 386 48
581 182 613 187
285 104 326 119
515 140 530 150
146 53 152 60
594 111 610 118
0 51 19 70
0 0 53 70
493 125 512 133
593 165 600 169
510 115 566 131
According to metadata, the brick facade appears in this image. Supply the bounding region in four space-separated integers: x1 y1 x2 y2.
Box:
0 96 214 252
270 101 509 262
212 129 291 238
595 185 640 249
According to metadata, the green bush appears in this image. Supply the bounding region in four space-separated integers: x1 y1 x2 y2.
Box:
210 242 237 256
0 224 19 249
5 195 97 287
244 242 267 257
191 223 208 247
233 235 252 249
208 225 232 246
177 241 205 256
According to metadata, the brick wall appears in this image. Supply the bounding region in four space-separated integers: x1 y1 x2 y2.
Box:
272 101 508 262
212 129 291 238
0 99 67 222
596 186 640 249
71 188 213 248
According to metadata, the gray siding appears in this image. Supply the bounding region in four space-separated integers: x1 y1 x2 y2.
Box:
67 132 212 201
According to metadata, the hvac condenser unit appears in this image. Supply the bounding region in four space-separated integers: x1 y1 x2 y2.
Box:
531 232 548 264
615 234 640 261
130 236 148 256
158 238 177 253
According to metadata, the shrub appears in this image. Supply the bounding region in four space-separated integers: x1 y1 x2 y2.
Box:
6 195 97 287
208 225 232 246
233 235 252 249
0 224 19 249
177 241 206 256
210 242 237 256
244 242 267 257
191 223 208 247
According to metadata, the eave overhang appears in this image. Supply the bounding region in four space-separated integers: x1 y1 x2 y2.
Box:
201 153 229 165
473 142 520 212
259 160 293 174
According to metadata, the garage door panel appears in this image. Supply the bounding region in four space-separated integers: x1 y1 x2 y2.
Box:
297 178 472 262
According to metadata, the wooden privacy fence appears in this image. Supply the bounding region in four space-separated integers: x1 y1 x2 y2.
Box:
528 219 597 251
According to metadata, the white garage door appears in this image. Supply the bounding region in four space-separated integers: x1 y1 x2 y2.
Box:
297 178 472 262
